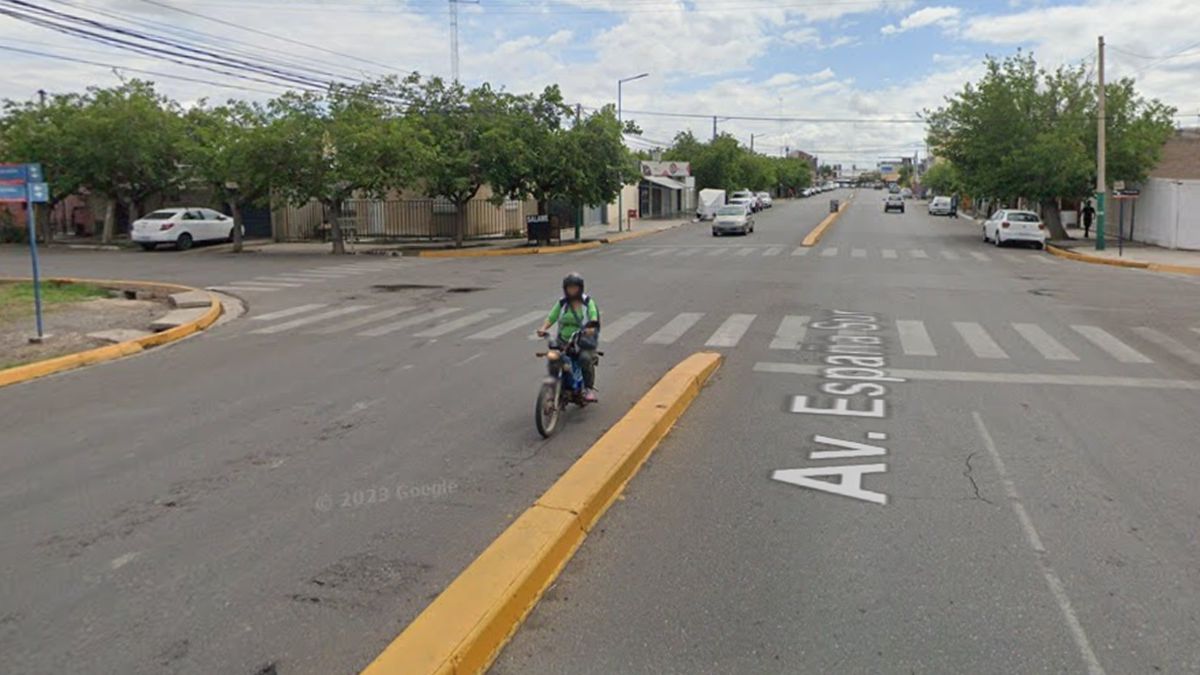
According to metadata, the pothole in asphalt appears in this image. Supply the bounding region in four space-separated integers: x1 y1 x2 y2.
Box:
446 287 488 293
1028 288 1057 297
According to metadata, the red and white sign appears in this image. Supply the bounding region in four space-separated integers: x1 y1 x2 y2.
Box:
640 161 691 178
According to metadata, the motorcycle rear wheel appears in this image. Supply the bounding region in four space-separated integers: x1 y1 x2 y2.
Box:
535 382 561 438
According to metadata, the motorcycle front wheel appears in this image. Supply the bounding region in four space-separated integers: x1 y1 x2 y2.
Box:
535 382 561 438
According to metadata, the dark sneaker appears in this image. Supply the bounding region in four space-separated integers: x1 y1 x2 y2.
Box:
582 388 598 403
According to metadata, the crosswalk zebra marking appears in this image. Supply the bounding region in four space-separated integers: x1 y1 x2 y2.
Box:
736 247 757 256
645 312 704 345
852 248 867 258
791 247 810 256
1070 326 1152 363
769 315 810 350
910 249 928 259
1013 323 1079 361
649 247 678 257
941 250 961 260
358 307 462 337
600 311 654 340
251 304 327 321
969 252 990 262
706 247 728 256
251 306 373 335
1132 327 1200 367
763 246 783 256
625 248 651 256
881 249 898 259
414 308 508 338
896 320 938 356
954 322 1009 359
677 248 702 257
705 314 756 347
820 247 839 257
308 306 417 334
467 310 546 340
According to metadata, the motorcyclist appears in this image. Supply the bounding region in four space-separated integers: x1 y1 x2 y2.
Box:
536 273 600 402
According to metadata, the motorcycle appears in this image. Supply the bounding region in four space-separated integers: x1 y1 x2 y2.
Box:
534 323 601 438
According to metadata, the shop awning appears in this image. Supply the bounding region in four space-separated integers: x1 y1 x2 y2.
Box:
643 175 687 190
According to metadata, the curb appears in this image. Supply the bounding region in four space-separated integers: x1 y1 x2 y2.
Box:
801 198 852 247
0 278 222 389
360 352 724 675
1046 245 1200 275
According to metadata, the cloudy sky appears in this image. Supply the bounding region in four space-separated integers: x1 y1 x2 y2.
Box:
2 0 1198 167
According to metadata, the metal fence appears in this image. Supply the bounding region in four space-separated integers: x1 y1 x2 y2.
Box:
272 197 533 241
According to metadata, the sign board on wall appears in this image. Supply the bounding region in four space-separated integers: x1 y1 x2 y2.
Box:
640 161 691 178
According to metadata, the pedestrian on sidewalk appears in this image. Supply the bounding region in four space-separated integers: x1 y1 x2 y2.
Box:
1081 202 1095 239
949 193 959 219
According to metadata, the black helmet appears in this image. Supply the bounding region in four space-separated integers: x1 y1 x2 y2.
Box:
562 272 584 296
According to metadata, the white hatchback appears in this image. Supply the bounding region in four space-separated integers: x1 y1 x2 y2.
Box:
983 209 1046 249
131 207 241 250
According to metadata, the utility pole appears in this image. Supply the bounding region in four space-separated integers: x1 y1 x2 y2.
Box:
37 89 46 107
750 134 755 153
575 103 582 241
712 116 717 140
449 0 459 83
1096 35 1107 251
617 73 648 233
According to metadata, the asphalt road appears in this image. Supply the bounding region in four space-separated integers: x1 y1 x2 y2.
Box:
3 191 1199 674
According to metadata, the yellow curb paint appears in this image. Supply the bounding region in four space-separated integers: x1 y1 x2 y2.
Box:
1147 262 1200 276
0 277 221 389
1045 245 1154 270
360 352 723 675
801 199 851 247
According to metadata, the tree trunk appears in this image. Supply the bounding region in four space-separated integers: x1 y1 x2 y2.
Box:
454 200 465 248
1041 200 1068 240
325 199 345 255
128 198 140 224
102 197 116 244
230 198 244 253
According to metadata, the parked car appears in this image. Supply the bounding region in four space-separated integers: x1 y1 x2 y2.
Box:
884 195 905 213
728 196 754 213
696 188 726 221
889 184 901 194
983 209 1046 248
756 192 773 208
712 204 754 236
900 187 913 199
928 196 953 216
131 207 241 250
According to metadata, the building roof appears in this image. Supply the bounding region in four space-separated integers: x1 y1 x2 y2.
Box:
1150 128 1200 180
643 175 687 190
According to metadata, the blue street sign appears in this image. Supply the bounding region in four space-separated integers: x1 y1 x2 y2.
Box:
0 162 43 182
29 182 49 203
0 184 27 201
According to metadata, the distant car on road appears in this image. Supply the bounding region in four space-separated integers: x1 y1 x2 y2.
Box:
712 204 754 236
884 195 905 213
983 209 1046 248
928 196 953 216
728 196 754 214
731 190 761 212
756 192 773 208
900 187 913 199
131 207 240 251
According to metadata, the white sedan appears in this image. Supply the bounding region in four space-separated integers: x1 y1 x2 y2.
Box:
928 196 953 215
131 207 241 251
983 209 1047 249
712 204 754 236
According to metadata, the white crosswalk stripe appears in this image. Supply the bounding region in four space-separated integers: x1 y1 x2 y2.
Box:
706 247 728 256
896 320 937 356
736 247 756 256
467 310 545 340
677 248 702 257
600 311 653 340
820 247 839 257
792 247 810 256
645 312 704 345
941 250 960 260
625 248 651 256
910 249 928 259
769 315 809 350
251 304 327 321
308 306 416 334
954 322 1009 359
852 248 867 258
649 247 678 257
1132 327 1200 366
1013 323 1079 361
763 246 783 256
251 306 372 335
414 309 508 338
1070 326 1152 363
881 249 897 259
969 251 990 261
358 307 462 337
705 314 756 347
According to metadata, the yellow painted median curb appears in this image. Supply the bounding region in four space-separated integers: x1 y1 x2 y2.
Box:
361 351 724 675
0 277 222 389
801 198 851 247
1045 244 1151 269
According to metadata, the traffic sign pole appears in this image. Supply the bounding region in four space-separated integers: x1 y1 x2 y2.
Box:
26 184 45 341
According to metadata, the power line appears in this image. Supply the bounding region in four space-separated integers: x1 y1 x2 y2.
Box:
142 0 941 15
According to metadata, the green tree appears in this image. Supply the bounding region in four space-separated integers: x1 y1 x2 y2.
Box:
70 81 186 243
920 161 962 196
0 92 89 242
774 157 812 194
257 80 427 254
897 164 914 188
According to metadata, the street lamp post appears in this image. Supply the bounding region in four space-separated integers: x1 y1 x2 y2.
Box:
617 72 649 232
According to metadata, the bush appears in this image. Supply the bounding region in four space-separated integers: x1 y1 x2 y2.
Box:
0 210 28 243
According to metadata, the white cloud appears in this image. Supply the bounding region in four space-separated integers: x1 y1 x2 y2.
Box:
881 6 962 35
